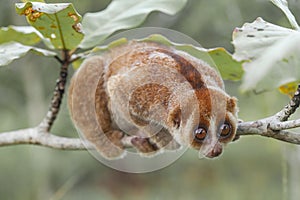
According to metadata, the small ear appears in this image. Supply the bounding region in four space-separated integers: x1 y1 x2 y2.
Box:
227 97 238 113
167 106 181 128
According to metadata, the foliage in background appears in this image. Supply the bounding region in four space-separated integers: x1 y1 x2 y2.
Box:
0 0 244 83
0 0 300 200
3 0 300 97
233 0 300 96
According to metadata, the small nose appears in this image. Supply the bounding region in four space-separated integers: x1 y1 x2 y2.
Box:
205 143 223 158
212 147 222 157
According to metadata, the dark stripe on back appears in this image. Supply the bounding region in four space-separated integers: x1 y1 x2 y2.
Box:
157 48 212 124
157 49 206 90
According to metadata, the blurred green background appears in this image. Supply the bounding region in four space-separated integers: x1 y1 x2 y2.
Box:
1 0 300 199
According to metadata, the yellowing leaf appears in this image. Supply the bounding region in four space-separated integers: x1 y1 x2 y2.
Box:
279 81 299 98
15 2 83 50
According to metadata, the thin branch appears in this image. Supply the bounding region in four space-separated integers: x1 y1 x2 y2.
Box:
264 130 300 144
69 50 92 63
236 85 300 145
236 119 300 143
275 84 300 121
39 50 70 132
0 127 90 150
54 55 63 65
270 119 300 131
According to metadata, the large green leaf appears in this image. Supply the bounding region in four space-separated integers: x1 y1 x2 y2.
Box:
91 37 128 53
15 2 83 50
232 17 300 92
79 0 187 49
208 48 244 81
71 37 128 69
90 34 243 81
0 26 41 45
140 34 243 81
0 42 56 66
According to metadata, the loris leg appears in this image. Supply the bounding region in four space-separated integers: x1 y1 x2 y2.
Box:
149 128 181 150
69 56 126 159
131 137 159 154
127 128 181 156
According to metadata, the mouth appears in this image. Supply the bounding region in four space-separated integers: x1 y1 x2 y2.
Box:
205 150 222 158
203 143 223 158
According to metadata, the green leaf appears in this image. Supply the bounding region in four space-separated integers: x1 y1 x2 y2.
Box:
0 42 56 66
72 58 83 70
208 48 244 81
79 0 187 49
91 34 243 81
232 17 300 92
0 26 41 45
15 2 83 50
270 0 300 30
72 38 128 70
140 34 243 81
91 37 128 53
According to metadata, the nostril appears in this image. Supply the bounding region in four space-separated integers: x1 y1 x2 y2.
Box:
205 143 223 158
212 148 222 157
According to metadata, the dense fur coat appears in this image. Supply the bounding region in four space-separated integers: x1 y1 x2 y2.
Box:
68 41 238 159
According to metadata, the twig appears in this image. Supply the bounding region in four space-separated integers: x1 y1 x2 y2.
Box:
270 119 300 131
54 55 63 65
236 119 300 144
275 84 300 121
39 50 70 132
236 85 300 145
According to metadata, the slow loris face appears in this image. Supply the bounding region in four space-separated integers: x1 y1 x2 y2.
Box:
159 48 238 158
189 89 238 158
69 41 238 160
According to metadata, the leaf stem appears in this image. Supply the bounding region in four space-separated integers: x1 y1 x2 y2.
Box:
54 55 64 64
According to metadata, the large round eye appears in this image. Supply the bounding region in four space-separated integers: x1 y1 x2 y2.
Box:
193 127 207 142
219 123 232 138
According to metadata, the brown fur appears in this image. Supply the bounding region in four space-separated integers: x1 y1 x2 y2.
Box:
68 41 238 159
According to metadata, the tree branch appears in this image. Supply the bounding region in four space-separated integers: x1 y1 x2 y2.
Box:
0 127 89 150
236 119 300 144
236 85 300 144
1 86 300 150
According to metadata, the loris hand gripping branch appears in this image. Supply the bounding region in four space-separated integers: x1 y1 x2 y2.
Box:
68 41 238 159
